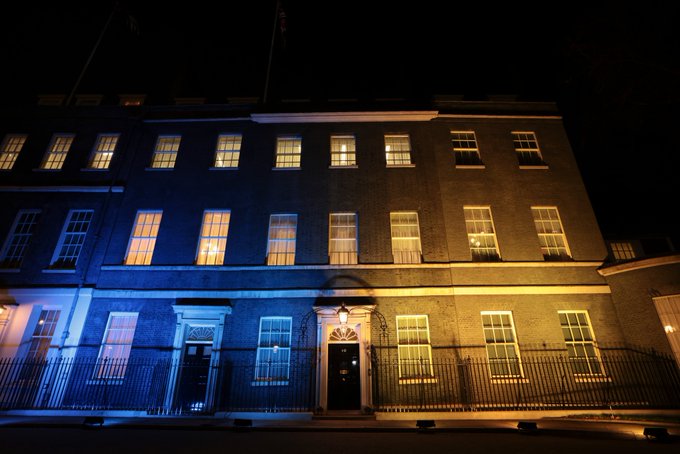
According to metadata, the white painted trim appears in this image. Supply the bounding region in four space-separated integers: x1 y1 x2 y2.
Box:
251 111 439 123
0 186 124 193
437 114 562 120
100 261 603 272
92 285 611 300
598 254 680 276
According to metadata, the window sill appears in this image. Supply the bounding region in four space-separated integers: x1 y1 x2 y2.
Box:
0 268 21 273
251 380 289 387
80 168 110 172
399 377 438 385
86 379 124 385
574 375 611 383
145 167 175 171
455 164 485 169
519 165 549 170
386 164 415 168
490 377 530 384
42 268 76 273
32 168 61 172
209 166 239 170
272 167 301 171
329 165 358 169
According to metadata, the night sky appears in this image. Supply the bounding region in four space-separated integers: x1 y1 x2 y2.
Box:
2 1 678 249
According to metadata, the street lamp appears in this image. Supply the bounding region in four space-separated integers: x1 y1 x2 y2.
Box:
337 303 350 325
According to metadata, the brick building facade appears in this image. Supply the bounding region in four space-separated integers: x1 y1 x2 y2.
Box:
1 98 678 416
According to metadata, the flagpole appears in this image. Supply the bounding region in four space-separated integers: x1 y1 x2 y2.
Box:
263 0 280 105
66 3 118 106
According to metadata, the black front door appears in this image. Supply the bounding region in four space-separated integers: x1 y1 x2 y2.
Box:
327 343 361 410
175 343 211 413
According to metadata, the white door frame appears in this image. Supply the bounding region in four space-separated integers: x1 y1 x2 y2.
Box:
166 305 231 411
314 305 375 412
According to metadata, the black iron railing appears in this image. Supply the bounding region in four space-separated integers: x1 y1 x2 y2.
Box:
1 346 678 414
371 347 680 412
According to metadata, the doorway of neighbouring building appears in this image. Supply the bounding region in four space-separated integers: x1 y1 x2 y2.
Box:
327 343 361 410
175 342 212 413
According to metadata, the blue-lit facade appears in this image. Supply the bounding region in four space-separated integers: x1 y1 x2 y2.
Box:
1 99 679 417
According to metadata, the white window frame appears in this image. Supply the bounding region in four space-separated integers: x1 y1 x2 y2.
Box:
653 295 680 368
124 210 163 265
94 312 139 380
274 135 302 169
213 134 242 168
266 214 297 266
87 133 119 169
512 131 545 166
150 135 181 169
0 134 27 170
558 310 604 377
330 134 357 167
451 131 483 166
195 210 231 265
0 209 41 269
464 206 501 261
481 311 523 378
390 211 422 264
25 309 62 361
329 212 358 265
531 206 571 260
254 316 292 385
40 134 74 170
396 315 434 382
384 134 413 167
50 209 94 269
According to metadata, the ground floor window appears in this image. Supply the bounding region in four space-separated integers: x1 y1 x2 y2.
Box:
95 312 138 379
254 316 292 384
396 315 433 379
558 310 603 376
481 311 522 378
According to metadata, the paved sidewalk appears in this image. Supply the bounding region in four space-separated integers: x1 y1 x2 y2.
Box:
1 413 679 441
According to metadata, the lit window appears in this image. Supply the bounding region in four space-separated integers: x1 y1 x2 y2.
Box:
330 134 356 167
40 134 74 170
390 211 422 264
266 214 297 265
531 207 571 260
50 210 93 269
95 313 138 379
559 311 603 376
512 131 545 166
653 295 680 368
384 134 412 166
26 310 61 360
610 242 636 261
0 134 27 170
0 210 41 268
124 211 162 265
214 134 242 168
150 135 181 169
329 213 357 265
275 136 301 168
396 315 433 379
119 95 145 106
464 207 500 261
481 311 522 378
451 131 483 166
88 134 119 169
254 317 292 383
196 210 230 265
